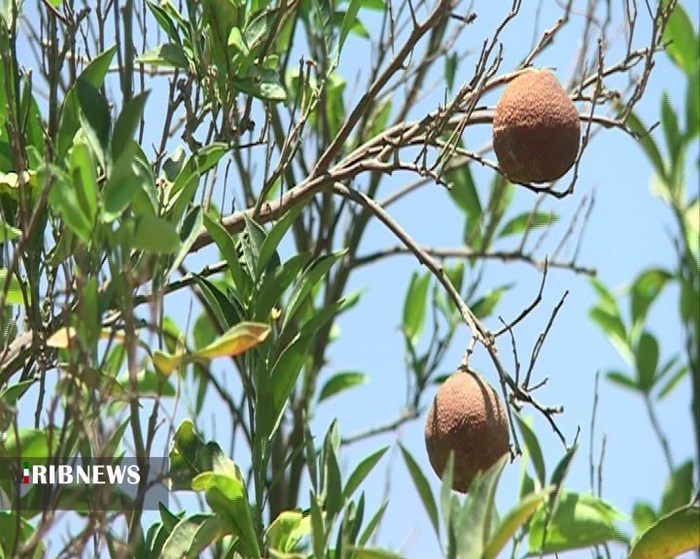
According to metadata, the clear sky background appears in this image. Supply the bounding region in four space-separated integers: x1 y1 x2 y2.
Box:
13 1 700 557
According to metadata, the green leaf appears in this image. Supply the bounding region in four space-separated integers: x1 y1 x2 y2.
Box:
623 110 667 184
49 169 93 243
160 513 225 559
0 269 25 305
635 331 659 392
515 415 545 487
455 455 508 559
112 90 150 163
660 91 682 165
265 334 314 439
254 252 310 321
137 43 188 68
498 211 558 238
686 68 699 138
606 370 640 392
169 419 238 490
192 472 259 558
202 211 252 298
57 45 117 161
102 144 155 221
133 214 180 254
445 52 457 91
342 446 389 502
483 487 553 559
528 492 627 553
227 26 249 56
447 164 481 217
632 501 657 534
335 0 362 59
628 504 700 559
660 460 694 515
358 500 389 546
146 0 181 45
548 445 577 513
470 284 512 320
318 370 368 403
630 268 672 326
657 364 688 399
257 204 303 278
663 3 698 75
399 444 439 539
76 79 111 171
589 306 633 364
232 66 287 102
69 142 98 229
282 250 345 331
167 205 204 278
402 271 430 344
267 510 310 554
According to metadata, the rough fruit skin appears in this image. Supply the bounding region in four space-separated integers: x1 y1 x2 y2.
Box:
424 370 509 493
493 69 580 184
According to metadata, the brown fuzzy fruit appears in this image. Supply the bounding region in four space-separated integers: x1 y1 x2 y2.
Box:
424 369 509 493
493 69 580 184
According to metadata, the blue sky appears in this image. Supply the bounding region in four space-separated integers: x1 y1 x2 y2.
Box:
12 1 700 557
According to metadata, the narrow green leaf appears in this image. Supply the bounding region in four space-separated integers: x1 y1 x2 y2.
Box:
402 271 430 344
456 455 508 559
137 43 188 68
515 415 546 487
663 3 698 75
69 142 98 228
660 92 682 164
589 306 633 364
342 446 389 502
57 46 117 160
606 370 640 392
336 0 362 58
358 500 389 546
630 268 672 326
635 331 659 391
319 371 368 403
623 110 667 184
146 0 181 44
399 444 439 538
257 205 303 277
202 212 252 298
282 250 345 331
498 211 558 238
470 284 512 320
112 90 150 162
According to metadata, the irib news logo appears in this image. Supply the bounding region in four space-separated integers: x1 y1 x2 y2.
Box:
1 457 169 511
21 461 141 486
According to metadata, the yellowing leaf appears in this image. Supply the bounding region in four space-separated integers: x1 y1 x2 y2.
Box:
47 327 78 348
153 349 187 375
628 504 700 559
194 322 270 359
